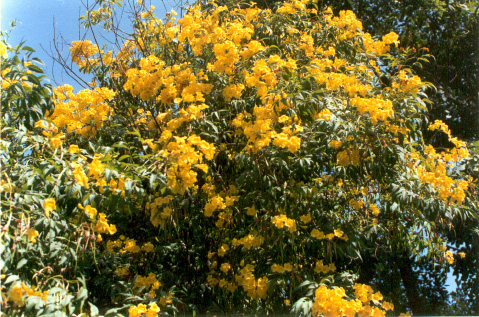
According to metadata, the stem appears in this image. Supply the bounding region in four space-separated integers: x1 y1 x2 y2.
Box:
396 252 426 315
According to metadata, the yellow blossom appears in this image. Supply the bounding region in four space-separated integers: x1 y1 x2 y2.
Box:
300 214 312 223
142 242 154 252
0 42 7 58
26 228 39 243
370 204 380 216
218 244 229 257
9 285 24 305
246 206 257 216
329 140 342 149
85 205 97 219
68 144 80 154
43 198 56 217
382 301 394 311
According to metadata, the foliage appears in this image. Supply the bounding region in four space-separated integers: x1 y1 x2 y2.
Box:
310 1 479 312
1 0 478 316
250 0 479 312
315 0 479 143
1 39 94 315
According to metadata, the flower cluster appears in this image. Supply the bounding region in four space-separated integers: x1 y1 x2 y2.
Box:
134 273 162 298
234 265 269 300
312 284 393 317
8 282 48 307
232 233 264 250
70 40 100 69
314 260 336 274
50 85 116 136
272 214 297 233
128 302 161 317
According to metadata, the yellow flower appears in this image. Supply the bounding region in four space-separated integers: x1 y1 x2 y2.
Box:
314 260 336 274
68 144 80 154
88 157 105 178
220 263 231 273
349 199 365 210
72 163 89 188
287 136 301 153
371 291 383 301
283 263 293 271
246 207 257 216
329 140 342 149
272 214 297 233
43 198 56 217
9 285 24 305
445 251 454 265
337 148 360 166
48 132 65 149
271 264 284 273
337 150 350 166
146 302 161 317
204 196 226 217
268 54 282 64
300 214 312 223
382 301 394 311
311 229 325 239
159 294 173 306
223 83 244 101
0 42 8 58
333 229 344 238
123 239 141 253
370 204 380 216
26 228 39 243
115 267 129 277
85 205 97 219
218 244 229 257
142 242 154 252
129 303 147 317
94 213 117 235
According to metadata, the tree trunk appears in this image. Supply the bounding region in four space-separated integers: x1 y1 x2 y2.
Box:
396 253 427 315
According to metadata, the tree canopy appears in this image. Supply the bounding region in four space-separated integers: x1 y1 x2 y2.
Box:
267 0 479 143
1 0 478 316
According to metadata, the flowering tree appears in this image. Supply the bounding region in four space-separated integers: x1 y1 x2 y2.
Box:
1 0 477 316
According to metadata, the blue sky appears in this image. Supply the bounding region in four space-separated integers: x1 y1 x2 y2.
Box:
1 0 90 88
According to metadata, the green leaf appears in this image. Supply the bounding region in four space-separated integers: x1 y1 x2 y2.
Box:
27 64 43 73
104 307 122 316
89 302 99 316
26 73 41 86
16 258 28 269
22 46 35 52
76 287 88 302
4 275 20 284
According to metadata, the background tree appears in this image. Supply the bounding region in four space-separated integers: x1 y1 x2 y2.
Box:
305 0 479 144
